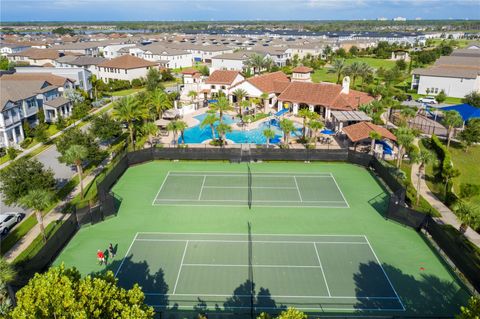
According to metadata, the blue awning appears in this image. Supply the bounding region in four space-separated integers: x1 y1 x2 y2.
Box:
320 129 335 135
275 108 289 117
439 104 480 122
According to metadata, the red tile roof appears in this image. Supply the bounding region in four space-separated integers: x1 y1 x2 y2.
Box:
205 70 241 85
342 122 397 143
245 71 290 93
2 72 74 86
278 82 374 110
97 55 158 69
181 68 201 75
292 66 313 73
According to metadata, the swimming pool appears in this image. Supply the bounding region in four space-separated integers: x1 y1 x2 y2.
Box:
179 113 300 144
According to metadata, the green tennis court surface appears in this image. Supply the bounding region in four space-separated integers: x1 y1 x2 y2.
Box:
115 232 403 312
153 171 349 208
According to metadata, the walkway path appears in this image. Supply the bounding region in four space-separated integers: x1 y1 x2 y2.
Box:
410 138 480 248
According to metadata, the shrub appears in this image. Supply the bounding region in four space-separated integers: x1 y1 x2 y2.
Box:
0 147 6 157
131 78 143 88
34 126 48 143
460 183 480 199
19 137 32 149
7 147 18 160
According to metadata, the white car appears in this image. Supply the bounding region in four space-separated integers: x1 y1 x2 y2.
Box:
417 96 438 104
0 212 23 235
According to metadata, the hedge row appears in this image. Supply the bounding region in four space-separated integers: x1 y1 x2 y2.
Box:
430 135 458 204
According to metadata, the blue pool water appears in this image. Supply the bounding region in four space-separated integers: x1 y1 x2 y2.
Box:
179 114 300 144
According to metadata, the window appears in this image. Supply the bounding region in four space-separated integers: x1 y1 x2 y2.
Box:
211 85 216 89
221 86 226 90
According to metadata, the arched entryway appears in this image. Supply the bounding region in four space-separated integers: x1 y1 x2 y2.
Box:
314 105 326 118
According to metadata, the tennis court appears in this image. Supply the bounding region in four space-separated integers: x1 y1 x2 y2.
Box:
152 171 349 208
115 232 404 312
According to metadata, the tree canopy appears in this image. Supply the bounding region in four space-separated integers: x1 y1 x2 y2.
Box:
56 127 104 163
0 157 55 206
10 264 154 319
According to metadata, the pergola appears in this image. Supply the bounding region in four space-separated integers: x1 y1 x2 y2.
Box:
331 111 372 131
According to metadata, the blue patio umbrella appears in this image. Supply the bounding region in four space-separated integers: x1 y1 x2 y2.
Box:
320 129 335 135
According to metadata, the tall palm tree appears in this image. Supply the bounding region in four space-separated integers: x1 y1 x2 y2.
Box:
232 88 247 117
329 58 346 84
279 119 296 147
240 100 250 120
141 121 158 148
64 145 88 199
201 113 218 141
113 95 147 150
176 120 188 145
187 90 198 105
216 123 232 146
359 63 374 89
395 127 415 168
368 131 382 155
298 108 313 140
260 93 269 113
167 120 179 146
147 89 172 120
442 110 463 148
210 96 233 124
263 57 275 72
250 97 261 115
400 107 417 126
245 53 265 74
308 120 324 148
344 61 362 87
262 128 275 148
19 189 53 243
413 149 435 206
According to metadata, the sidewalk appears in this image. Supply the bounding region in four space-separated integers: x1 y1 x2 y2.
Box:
410 138 480 248
3 161 106 262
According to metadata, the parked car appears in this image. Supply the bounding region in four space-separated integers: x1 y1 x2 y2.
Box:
0 212 23 235
417 96 437 104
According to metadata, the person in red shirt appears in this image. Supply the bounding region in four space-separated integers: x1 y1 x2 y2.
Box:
97 249 105 265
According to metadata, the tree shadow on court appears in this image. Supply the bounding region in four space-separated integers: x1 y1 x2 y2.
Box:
353 261 470 315
91 255 169 309
223 280 286 315
367 192 389 217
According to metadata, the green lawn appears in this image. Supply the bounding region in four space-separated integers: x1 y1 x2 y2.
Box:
55 161 470 317
449 142 480 207
410 93 463 105
109 88 146 97
312 57 396 84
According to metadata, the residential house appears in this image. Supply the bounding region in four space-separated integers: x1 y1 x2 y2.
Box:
8 48 61 66
52 42 100 57
210 51 264 73
203 70 245 99
0 42 30 56
411 48 480 98
96 54 159 83
102 43 136 59
127 44 193 69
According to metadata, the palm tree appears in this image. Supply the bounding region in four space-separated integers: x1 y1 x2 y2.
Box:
113 95 147 150
250 97 261 115
329 58 346 84
201 113 218 141
400 107 417 126
232 88 247 117
298 108 312 140
452 200 480 232
245 53 265 74
441 165 460 200
64 145 88 199
210 96 233 124
187 90 198 105
442 110 463 148
216 123 232 146
395 127 415 168
167 120 180 146
279 119 296 147
344 61 362 87
141 122 158 147
412 149 435 206
263 57 275 72
262 128 275 148
147 89 172 120
359 63 374 90
369 131 382 155
176 120 188 145
0 257 16 315
240 100 250 120
308 120 324 148
19 189 53 243
260 93 269 113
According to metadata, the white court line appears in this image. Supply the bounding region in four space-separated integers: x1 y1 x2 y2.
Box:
135 239 369 245
114 232 138 277
137 232 366 238
145 292 399 299
153 203 350 209
363 235 406 312
151 172 170 205
197 175 206 200
172 240 189 295
329 172 350 208
167 170 332 175
148 304 405 312
169 174 333 178
154 198 345 203
313 243 331 297
293 176 303 202
182 263 322 268
202 186 298 189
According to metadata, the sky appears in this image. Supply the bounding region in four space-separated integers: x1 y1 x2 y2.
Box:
1 0 479 22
